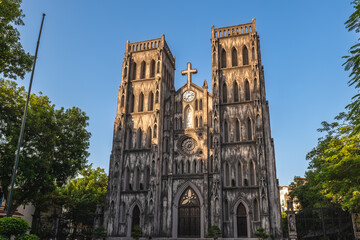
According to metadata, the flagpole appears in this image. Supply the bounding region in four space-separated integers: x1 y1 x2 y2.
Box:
6 13 46 217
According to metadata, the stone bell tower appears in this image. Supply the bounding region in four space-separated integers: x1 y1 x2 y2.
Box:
210 19 282 238
104 35 176 237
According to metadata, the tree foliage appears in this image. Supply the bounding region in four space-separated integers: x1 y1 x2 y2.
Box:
344 0 360 122
290 111 360 213
0 0 33 79
290 1 360 214
14 234 39 240
59 165 107 240
0 79 91 214
254 228 270 240
0 217 28 238
131 225 143 240
208 225 221 240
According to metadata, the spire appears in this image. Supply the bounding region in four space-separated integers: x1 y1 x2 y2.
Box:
203 79 208 89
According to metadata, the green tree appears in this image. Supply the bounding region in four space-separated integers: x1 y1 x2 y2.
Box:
208 225 221 240
0 0 33 79
131 225 143 240
60 165 108 240
290 111 360 213
0 79 91 216
254 228 270 240
0 217 28 238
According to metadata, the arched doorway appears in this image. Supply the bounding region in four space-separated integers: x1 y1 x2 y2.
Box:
131 205 140 232
237 203 247 237
178 188 200 237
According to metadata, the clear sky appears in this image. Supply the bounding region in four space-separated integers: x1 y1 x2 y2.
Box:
15 0 356 186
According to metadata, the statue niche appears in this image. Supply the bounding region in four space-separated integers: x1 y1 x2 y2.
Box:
184 104 193 128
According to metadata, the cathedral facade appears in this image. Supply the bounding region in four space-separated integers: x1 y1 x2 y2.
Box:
104 19 282 239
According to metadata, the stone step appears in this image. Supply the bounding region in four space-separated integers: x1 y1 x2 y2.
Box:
107 238 258 240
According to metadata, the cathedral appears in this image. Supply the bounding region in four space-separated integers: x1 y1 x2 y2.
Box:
104 19 282 239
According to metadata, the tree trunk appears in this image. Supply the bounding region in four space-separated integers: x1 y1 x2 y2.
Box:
31 207 41 235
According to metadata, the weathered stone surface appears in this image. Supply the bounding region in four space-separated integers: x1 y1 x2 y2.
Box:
104 20 282 239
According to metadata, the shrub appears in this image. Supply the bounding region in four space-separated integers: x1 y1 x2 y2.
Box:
131 225 143 240
254 227 270 240
208 225 221 240
0 217 29 237
0 235 9 240
93 226 106 239
15 234 40 240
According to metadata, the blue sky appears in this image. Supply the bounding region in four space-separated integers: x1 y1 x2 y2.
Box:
16 0 356 186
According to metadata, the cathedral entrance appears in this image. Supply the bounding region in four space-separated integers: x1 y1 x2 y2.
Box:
237 203 247 237
178 188 200 237
131 205 140 232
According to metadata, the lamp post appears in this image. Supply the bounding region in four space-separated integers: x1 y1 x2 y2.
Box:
6 13 46 217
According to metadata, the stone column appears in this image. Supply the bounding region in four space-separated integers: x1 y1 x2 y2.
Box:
352 213 360 240
286 200 297 240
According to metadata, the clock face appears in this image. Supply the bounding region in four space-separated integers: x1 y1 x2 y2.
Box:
183 90 195 102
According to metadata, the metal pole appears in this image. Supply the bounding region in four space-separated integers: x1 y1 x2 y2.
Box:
6 13 46 217
320 201 326 240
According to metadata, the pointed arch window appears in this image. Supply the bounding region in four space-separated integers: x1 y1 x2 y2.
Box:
123 167 129 191
155 91 159 103
199 99 203 110
236 119 240 141
232 47 238 67
131 62 137 80
199 116 203 128
153 124 157 138
136 129 142 149
145 167 150 189
123 67 127 78
192 160 196 174
163 159 168 175
186 160 190 174
120 202 126 222
180 161 184 174
245 79 250 101
147 127 152 148
130 94 135 113
223 82 227 103
224 199 229 221
233 81 239 102
157 61 160 73
120 95 125 107
134 167 140 190
138 92 144 112
126 129 132 149
195 117 198 128
254 199 259 221
148 91 154 111
243 46 249 65
247 117 252 141
250 161 256 185
225 162 230 186
131 206 140 232
252 47 255 60
237 162 242 186
150 59 155 77
140 61 146 79
195 99 198 111
221 48 227 68
212 53 216 66
224 120 229 143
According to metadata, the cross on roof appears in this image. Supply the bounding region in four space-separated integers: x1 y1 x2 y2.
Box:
181 62 197 88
